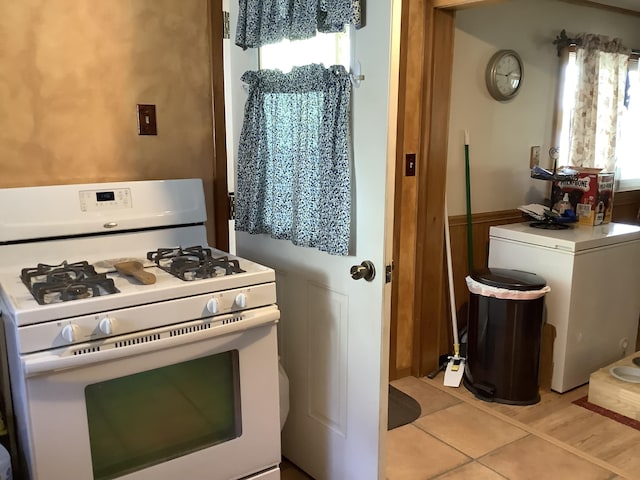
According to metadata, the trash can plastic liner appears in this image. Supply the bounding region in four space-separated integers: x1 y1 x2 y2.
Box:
466 276 550 300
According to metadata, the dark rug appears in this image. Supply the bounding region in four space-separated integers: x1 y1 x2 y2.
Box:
388 385 421 430
573 396 640 431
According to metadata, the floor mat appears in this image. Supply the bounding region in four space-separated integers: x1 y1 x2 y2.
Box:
388 385 421 430
573 396 640 431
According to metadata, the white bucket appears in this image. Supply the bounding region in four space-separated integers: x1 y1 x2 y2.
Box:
0 444 11 480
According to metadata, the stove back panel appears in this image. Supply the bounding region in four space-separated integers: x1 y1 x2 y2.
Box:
0 179 206 243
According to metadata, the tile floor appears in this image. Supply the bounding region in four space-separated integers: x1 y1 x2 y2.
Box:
386 376 633 480
282 375 639 480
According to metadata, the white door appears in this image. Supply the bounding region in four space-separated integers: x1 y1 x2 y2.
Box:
225 3 401 478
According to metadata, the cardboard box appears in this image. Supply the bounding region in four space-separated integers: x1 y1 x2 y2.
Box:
551 168 615 226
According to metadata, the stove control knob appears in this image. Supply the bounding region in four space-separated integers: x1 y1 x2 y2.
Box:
61 324 77 343
206 298 219 314
98 317 113 335
234 293 247 309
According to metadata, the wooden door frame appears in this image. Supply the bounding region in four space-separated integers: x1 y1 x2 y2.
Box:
391 1 510 379
411 3 456 377
208 0 230 252
389 1 457 379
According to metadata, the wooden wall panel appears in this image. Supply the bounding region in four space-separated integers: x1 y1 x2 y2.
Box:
447 210 525 333
612 190 640 225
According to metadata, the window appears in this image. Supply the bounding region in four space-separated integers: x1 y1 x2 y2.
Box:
259 29 351 72
557 49 640 191
617 57 640 190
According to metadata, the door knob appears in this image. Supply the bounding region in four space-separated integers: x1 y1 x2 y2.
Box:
350 260 376 281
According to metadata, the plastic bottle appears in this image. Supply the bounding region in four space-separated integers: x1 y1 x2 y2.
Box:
558 193 570 214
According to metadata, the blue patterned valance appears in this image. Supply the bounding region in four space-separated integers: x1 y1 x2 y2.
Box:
235 64 352 255
235 0 362 50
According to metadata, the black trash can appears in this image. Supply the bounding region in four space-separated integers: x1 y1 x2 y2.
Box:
463 268 549 405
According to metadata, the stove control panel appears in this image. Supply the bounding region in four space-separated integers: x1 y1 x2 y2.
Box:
79 188 132 212
16 283 277 353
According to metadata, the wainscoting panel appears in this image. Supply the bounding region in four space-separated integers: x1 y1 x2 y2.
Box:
446 210 525 333
612 190 640 225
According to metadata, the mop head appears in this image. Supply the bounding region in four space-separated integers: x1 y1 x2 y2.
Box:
443 356 465 387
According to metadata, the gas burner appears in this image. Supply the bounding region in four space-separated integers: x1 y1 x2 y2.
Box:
21 261 119 305
146 246 245 281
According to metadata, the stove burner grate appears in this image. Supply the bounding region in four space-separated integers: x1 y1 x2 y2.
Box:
147 246 245 281
21 261 119 305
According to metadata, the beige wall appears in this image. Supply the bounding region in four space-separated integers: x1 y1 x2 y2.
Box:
446 0 640 216
0 0 217 241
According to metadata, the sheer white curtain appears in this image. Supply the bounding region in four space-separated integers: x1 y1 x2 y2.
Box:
567 34 629 173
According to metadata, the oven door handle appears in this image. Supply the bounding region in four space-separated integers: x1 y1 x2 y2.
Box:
22 306 279 378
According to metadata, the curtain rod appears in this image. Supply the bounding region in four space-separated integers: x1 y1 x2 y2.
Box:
553 29 640 57
552 29 579 55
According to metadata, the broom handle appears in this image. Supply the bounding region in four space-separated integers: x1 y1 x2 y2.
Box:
444 197 460 357
464 130 474 272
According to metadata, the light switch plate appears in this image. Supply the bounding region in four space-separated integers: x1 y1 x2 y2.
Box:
137 104 157 135
530 146 540 168
405 153 416 176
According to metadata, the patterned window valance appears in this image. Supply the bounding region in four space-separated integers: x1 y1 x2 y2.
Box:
235 0 362 50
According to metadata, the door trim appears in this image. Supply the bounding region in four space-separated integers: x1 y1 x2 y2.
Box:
390 1 456 379
208 0 230 251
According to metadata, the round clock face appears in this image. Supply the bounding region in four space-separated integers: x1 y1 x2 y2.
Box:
486 50 523 101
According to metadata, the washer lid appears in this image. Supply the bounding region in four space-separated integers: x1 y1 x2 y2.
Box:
470 268 546 291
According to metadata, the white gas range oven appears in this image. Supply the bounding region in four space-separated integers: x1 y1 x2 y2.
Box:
0 179 281 480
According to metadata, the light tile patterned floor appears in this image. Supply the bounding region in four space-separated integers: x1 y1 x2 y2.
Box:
282 375 639 479
388 377 636 480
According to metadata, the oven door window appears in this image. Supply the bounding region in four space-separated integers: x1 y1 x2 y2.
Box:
84 350 241 480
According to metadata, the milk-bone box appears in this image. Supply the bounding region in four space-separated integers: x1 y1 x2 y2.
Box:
551 168 615 226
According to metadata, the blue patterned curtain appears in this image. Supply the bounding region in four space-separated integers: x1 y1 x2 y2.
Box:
235 0 362 49
235 64 352 256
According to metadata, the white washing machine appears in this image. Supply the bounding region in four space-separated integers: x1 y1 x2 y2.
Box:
488 222 640 393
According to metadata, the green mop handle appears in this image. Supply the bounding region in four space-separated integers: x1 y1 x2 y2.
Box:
464 130 474 272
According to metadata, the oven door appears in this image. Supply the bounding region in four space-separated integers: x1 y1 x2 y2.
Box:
19 306 280 480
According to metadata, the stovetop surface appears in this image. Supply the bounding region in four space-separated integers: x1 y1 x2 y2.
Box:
0 261 274 326
0 246 275 326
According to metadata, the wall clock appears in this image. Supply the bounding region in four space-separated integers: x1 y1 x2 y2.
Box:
485 49 524 101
